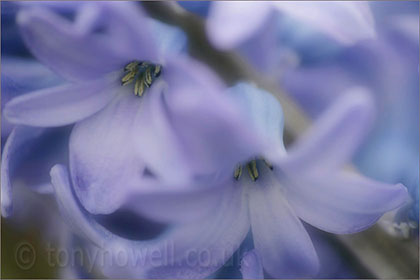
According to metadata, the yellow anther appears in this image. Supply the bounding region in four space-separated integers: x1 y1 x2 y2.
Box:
124 61 139 72
144 68 153 87
134 77 145 97
121 70 138 85
234 165 243 180
247 160 259 181
154 65 161 76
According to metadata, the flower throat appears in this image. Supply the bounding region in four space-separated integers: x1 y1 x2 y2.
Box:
121 61 162 97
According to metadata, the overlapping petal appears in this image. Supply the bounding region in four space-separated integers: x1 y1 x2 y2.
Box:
246 165 320 278
135 57 263 181
50 165 250 279
1 126 70 217
2 127 43 217
69 89 147 215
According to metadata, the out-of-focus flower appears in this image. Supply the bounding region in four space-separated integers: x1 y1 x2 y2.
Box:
204 1 376 78
3 2 265 218
207 1 375 50
281 3 419 229
49 83 409 278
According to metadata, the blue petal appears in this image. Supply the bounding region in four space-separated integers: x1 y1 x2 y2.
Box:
246 166 320 278
281 171 409 234
1 57 62 136
227 82 286 162
69 91 147 215
5 74 120 127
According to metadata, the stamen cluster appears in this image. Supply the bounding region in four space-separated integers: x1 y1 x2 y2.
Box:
121 61 162 96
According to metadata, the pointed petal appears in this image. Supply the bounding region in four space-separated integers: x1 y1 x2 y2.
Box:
227 82 286 162
5 75 120 127
69 91 146 215
281 171 410 234
273 1 375 45
18 3 157 82
282 88 375 174
206 1 271 49
50 165 250 278
246 166 319 278
240 249 264 279
1 57 63 136
132 81 192 184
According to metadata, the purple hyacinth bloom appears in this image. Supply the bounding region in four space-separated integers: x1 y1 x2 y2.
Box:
3 2 264 217
48 83 409 278
206 1 376 50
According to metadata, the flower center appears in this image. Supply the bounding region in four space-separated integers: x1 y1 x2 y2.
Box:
121 61 162 97
234 159 273 181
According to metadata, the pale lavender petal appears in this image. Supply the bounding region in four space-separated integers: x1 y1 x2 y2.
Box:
227 82 286 162
281 171 409 234
206 1 271 50
157 57 263 176
240 249 264 279
50 165 250 278
273 1 376 45
1 57 62 136
69 91 146 215
5 74 120 127
246 166 319 278
18 3 157 82
1 127 45 217
281 89 375 174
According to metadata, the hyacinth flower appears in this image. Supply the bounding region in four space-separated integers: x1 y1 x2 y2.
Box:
2 2 270 220
205 1 376 75
48 83 408 278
